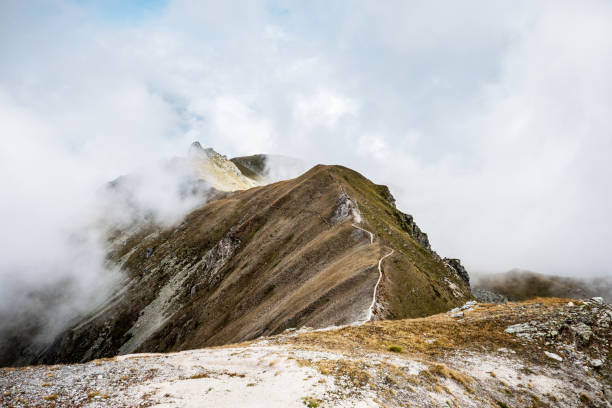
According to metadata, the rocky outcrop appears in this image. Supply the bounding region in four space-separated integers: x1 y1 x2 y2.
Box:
472 288 508 303
188 141 260 191
196 236 241 289
503 298 610 380
330 193 360 224
396 213 430 250
443 258 470 288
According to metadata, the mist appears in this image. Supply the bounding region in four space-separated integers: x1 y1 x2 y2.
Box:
1 0 611 362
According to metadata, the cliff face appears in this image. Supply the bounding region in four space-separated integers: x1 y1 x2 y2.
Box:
31 163 470 365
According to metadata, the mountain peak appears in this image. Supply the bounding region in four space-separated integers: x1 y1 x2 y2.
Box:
188 141 258 191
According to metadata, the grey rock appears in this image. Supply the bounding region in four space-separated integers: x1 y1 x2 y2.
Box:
589 358 603 368
544 351 563 361
570 323 592 345
398 213 431 250
444 258 470 288
505 323 536 337
331 193 359 224
472 288 508 303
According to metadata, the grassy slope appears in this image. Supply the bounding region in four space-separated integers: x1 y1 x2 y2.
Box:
329 166 471 317
35 165 470 365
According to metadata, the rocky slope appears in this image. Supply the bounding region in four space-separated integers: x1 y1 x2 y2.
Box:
2 298 609 407
21 152 471 366
188 142 260 191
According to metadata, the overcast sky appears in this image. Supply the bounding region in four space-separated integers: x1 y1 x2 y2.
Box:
1 0 611 278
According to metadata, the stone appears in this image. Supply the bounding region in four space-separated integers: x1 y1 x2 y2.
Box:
505 323 532 335
460 300 477 310
472 288 508 304
589 358 603 368
449 311 464 318
544 351 563 362
591 297 604 304
571 323 592 344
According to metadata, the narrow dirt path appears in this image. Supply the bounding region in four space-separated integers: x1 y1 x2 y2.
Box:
351 223 374 244
365 248 394 322
351 223 394 322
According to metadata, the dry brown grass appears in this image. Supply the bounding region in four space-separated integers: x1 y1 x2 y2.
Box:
424 363 474 393
280 298 572 360
188 372 210 379
311 359 372 388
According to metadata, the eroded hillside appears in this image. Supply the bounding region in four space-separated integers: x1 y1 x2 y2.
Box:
31 164 471 365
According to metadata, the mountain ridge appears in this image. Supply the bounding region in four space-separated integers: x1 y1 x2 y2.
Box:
27 161 471 366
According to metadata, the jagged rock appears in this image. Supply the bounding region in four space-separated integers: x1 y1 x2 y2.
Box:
377 185 396 207
396 212 430 249
330 193 360 224
472 288 508 303
188 141 259 191
443 258 470 288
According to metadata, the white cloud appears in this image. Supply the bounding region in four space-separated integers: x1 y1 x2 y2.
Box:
294 89 359 129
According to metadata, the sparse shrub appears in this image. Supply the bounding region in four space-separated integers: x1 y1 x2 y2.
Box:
388 345 403 353
189 372 210 379
43 394 58 401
